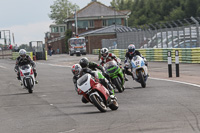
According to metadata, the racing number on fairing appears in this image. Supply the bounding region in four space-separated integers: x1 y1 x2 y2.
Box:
135 61 140 66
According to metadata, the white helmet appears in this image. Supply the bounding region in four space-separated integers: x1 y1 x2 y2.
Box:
19 49 26 57
100 48 109 58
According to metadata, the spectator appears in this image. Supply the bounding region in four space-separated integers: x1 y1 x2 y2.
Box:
0 47 2 51
14 45 19 52
48 44 52 56
9 44 12 50
57 48 60 54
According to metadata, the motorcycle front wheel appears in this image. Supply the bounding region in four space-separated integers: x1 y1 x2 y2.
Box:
138 71 146 88
25 78 33 93
113 77 124 93
90 94 107 112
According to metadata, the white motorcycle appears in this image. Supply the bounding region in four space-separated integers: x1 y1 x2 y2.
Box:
130 55 148 88
18 64 35 93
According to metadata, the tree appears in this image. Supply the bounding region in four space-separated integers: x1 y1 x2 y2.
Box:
18 44 32 51
185 0 198 17
110 0 121 9
167 7 185 21
49 0 79 24
65 29 72 54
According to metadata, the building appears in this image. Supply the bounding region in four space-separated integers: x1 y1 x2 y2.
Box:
45 0 131 54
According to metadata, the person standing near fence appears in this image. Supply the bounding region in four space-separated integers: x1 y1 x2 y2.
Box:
48 44 52 56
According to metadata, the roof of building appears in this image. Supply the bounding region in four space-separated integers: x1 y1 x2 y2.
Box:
67 1 131 20
79 25 129 36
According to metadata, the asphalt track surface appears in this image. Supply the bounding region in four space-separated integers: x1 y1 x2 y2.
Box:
0 54 200 133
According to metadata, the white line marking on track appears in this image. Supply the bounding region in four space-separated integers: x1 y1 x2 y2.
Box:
150 77 200 88
58 129 75 133
0 65 7 69
37 62 71 68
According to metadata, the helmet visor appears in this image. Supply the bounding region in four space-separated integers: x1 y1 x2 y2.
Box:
74 70 79 75
102 53 107 57
20 55 26 58
128 49 135 53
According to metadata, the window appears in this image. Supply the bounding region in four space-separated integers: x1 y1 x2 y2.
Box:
88 20 94 28
77 21 88 28
60 26 65 32
102 19 122 27
103 20 107 27
51 27 59 33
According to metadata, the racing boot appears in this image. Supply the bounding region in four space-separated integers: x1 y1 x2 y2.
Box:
17 72 21 80
107 82 115 95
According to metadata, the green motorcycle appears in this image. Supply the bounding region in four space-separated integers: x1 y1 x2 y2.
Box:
104 60 125 93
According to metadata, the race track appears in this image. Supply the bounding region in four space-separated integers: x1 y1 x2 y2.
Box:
0 55 200 133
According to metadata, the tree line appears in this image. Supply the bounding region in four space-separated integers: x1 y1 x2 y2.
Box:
110 0 200 27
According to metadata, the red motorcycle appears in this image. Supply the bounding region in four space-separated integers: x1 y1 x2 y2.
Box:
77 73 118 112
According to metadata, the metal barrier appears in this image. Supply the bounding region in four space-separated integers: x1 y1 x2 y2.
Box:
0 50 12 59
102 17 200 49
93 48 200 63
12 51 47 60
12 52 33 60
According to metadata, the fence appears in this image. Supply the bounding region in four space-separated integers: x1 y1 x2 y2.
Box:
93 48 200 63
102 17 200 49
0 49 12 59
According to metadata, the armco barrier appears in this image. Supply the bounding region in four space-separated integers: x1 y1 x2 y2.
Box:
12 52 33 60
12 51 48 60
93 48 200 63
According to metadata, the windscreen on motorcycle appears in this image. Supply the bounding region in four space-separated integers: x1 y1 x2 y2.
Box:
104 61 118 69
20 65 30 70
104 61 119 74
133 56 139 61
77 74 88 86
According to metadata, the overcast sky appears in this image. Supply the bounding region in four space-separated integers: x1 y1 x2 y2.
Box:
0 0 112 45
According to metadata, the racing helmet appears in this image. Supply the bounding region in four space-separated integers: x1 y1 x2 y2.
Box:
79 57 89 68
100 48 109 58
19 49 27 58
128 44 135 54
71 64 82 76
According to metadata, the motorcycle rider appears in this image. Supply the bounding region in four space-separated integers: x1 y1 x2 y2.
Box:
99 48 120 66
71 64 82 93
14 49 38 83
124 44 148 81
100 47 128 81
79 57 115 95
79 57 110 80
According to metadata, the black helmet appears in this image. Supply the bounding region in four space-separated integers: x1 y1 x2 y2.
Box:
79 57 89 68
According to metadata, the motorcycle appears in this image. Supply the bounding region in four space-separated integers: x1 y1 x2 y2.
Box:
77 72 118 112
18 64 35 93
104 59 125 93
130 55 148 88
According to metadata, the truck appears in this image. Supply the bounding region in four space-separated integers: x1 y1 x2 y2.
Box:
68 36 87 56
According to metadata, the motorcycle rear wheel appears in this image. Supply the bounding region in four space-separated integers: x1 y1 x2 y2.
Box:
90 94 107 112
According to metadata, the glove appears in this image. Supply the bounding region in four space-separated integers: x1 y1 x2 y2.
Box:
103 72 108 78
